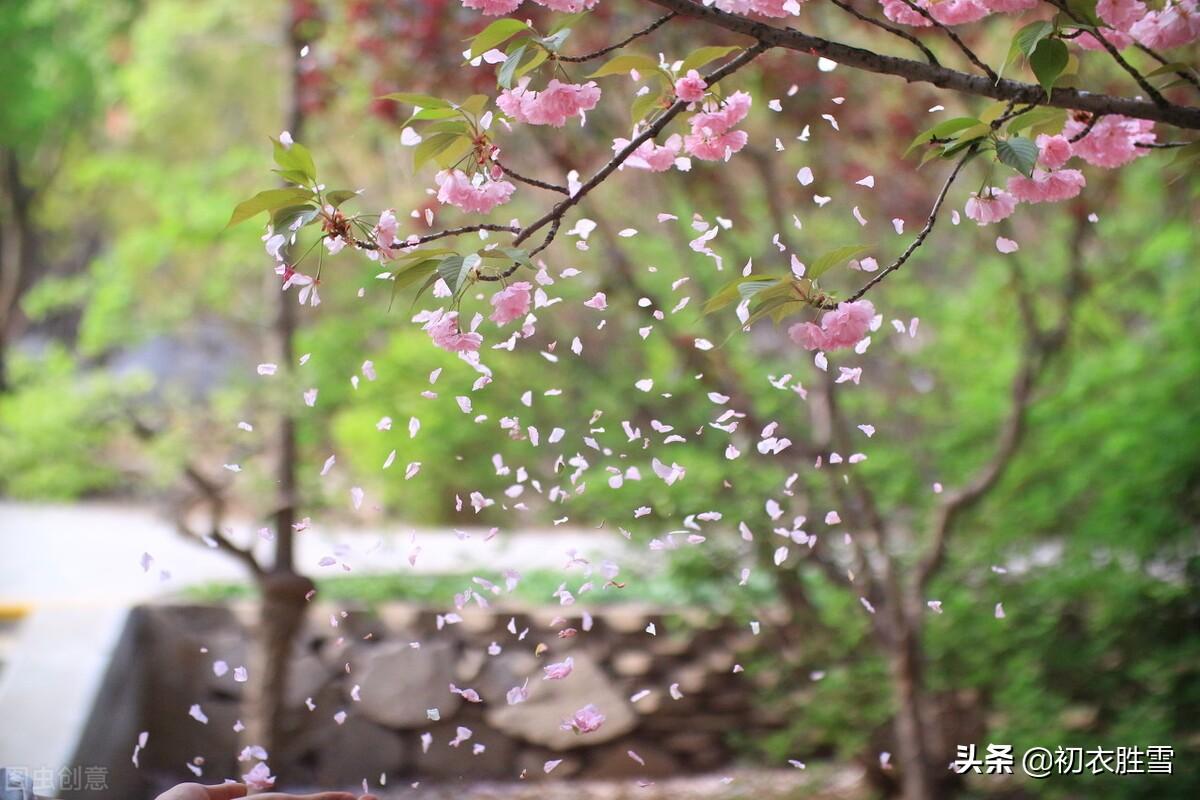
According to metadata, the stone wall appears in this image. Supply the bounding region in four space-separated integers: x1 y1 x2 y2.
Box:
135 601 777 793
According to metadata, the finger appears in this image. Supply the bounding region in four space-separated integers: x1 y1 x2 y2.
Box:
205 784 248 800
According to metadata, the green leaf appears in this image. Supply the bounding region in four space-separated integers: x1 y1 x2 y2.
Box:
905 117 982 156
1006 106 1067 137
1015 21 1055 57
1064 0 1101 26
413 133 464 171
630 90 666 123
540 28 572 53
679 45 742 74
225 188 315 229
497 43 528 89
378 92 452 109
995 136 1039 176
1167 141 1200 184
409 107 464 122
457 95 489 120
514 48 550 81
1029 39 1069 96
432 135 475 170
704 275 780 314
808 245 871 280
271 203 319 231
1146 61 1198 78
469 18 532 58
388 259 440 311
437 253 481 295
590 53 661 79
548 9 590 34
271 168 313 186
324 189 359 208
272 138 316 184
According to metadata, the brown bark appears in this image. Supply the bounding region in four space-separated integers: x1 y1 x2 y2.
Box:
0 149 34 393
644 0 1200 130
242 5 312 767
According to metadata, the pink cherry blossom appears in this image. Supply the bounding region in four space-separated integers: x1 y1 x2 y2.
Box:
562 703 606 733
1006 168 1087 203
584 292 608 310
789 300 876 352
498 80 602 127
425 310 483 353
684 129 749 161
463 0 523 14
375 208 399 249
242 763 275 791
1097 0 1147 30
543 656 574 680
1035 134 1073 169
928 0 992 25
1074 28 1136 50
716 0 802 17
1064 114 1155 168
490 282 532 325
964 188 1017 226
532 0 599 10
675 69 708 102
880 0 933 26
685 91 752 161
436 170 516 214
1130 1 1199 50
614 134 681 172
979 0 1038 11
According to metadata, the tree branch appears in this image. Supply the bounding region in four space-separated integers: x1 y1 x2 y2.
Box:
513 41 771 246
830 150 972 307
555 12 677 63
641 0 1200 129
827 0 940 67
897 0 997 81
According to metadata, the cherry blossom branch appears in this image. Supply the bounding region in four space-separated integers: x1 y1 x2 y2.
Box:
827 0 940 67
1047 0 1168 108
514 42 771 247
554 12 678 63
1067 112 1103 142
831 151 972 307
1134 43 1200 92
177 464 266 578
497 161 569 194
642 0 1200 129
896 0 998 81
353 223 519 252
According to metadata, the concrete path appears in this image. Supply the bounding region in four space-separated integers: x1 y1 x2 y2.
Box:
0 501 629 607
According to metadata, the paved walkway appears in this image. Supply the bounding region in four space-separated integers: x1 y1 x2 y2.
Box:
0 501 628 607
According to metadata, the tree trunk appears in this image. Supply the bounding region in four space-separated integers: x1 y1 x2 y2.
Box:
0 149 33 394
885 619 947 800
240 4 311 768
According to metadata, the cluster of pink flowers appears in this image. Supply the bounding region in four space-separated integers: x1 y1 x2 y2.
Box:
463 0 598 16
715 0 803 17
489 282 533 325
964 188 1017 226
423 310 483 353
1077 0 1199 50
562 703 606 734
613 134 682 172
1063 114 1156 168
674 69 708 103
788 300 876 352
1006 169 1087 204
498 79 602 127
436 170 516 214
684 91 752 161
374 208 399 250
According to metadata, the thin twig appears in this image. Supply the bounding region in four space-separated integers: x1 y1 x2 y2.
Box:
1068 112 1102 142
556 12 677 63
828 0 940 67
1050 0 1168 108
837 152 973 306
897 0 997 81
498 161 569 194
514 42 771 247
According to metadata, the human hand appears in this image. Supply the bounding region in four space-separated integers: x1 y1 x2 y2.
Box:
154 782 377 800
